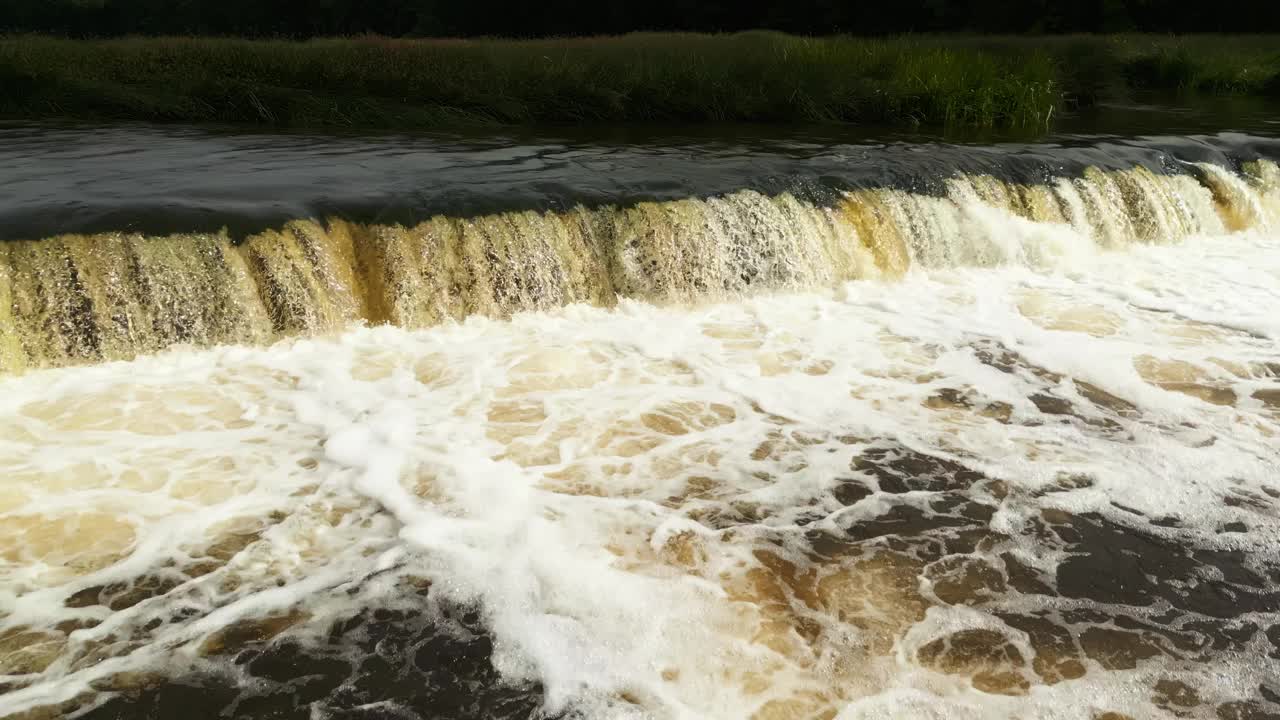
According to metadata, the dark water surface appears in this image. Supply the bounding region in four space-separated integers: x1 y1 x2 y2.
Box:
3 101 1279 242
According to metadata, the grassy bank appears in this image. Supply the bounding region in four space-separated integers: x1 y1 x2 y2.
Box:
0 33 1277 130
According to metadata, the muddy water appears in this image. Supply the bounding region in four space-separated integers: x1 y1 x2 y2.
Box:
1 126 1279 720
2 141 1277 375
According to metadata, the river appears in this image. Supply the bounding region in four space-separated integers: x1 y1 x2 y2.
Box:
1 115 1278 720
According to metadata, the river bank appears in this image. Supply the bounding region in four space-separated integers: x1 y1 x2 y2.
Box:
2 33 1278 131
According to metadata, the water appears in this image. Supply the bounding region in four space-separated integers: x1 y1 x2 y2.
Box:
3 118 1278 242
1 122 1279 720
3 124 1278 374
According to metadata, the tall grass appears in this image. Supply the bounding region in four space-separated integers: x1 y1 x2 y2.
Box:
0 33 1275 131
1108 35 1280 95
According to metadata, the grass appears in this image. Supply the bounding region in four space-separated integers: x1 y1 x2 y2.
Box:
0 33 1277 131
1111 35 1280 95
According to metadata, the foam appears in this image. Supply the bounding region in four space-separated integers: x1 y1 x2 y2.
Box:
2 227 1279 719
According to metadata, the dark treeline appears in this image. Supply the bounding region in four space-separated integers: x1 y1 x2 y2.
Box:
3 0 1279 37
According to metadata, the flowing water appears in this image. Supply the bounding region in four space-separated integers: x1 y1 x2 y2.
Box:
1 125 1279 720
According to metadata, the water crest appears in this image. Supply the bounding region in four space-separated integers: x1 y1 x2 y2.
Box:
1 160 1274 375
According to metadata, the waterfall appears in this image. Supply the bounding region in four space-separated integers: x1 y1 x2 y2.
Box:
1 159 1274 374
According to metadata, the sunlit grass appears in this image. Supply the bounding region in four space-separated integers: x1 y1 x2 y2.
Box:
0 32 1275 130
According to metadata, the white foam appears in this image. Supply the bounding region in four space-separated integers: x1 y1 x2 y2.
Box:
1 228 1278 719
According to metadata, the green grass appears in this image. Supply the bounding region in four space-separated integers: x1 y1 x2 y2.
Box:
1109 35 1280 95
0 33 1276 131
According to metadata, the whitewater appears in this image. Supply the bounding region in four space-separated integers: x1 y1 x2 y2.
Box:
0 152 1278 720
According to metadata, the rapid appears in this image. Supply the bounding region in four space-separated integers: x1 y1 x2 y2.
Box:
1 127 1278 720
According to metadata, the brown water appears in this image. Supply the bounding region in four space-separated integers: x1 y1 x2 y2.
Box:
1 126 1277 374
1 123 1279 720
